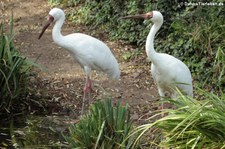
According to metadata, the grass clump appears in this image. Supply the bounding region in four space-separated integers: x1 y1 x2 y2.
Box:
131 89 225 148
64 98 138 148
0 18 34 113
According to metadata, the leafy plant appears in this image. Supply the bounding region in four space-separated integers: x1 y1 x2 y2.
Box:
64 98 138 148
0 17 34 113
48 0 62 6
130 89 225 148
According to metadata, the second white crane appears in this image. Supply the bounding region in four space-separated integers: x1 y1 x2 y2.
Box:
122 11 193 109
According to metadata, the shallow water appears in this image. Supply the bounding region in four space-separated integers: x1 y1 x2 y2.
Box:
0 115 71 148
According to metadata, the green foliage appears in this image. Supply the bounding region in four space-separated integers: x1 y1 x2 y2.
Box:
48 0 62 6
131 89 225 148
0 18 34 113
64 98 137 148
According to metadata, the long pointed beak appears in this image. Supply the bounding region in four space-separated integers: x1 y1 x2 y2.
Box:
38 16 54 39
121 12 152 20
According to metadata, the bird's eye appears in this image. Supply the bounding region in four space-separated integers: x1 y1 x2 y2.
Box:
49 15 54 22
145 12 153 19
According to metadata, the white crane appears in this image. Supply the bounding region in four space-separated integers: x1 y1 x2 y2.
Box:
122 11 193 109
39 8 120 114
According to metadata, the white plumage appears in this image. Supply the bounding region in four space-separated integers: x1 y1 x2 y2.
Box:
39 8 120 114
122 11 193 103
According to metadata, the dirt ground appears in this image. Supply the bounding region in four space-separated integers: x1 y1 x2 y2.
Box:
1 0 159 122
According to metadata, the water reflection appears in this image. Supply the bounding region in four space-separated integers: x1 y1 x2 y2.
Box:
0 115 71 148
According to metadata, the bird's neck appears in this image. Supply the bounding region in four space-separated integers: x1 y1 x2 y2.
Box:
52 17 65 46
146 21 162 62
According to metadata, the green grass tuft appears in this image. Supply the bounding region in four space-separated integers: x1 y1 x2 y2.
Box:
131 89 225 148
0 16 35 113
64 98 138 148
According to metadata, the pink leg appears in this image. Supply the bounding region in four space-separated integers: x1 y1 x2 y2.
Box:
84 77 92 94
81 76 92 115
